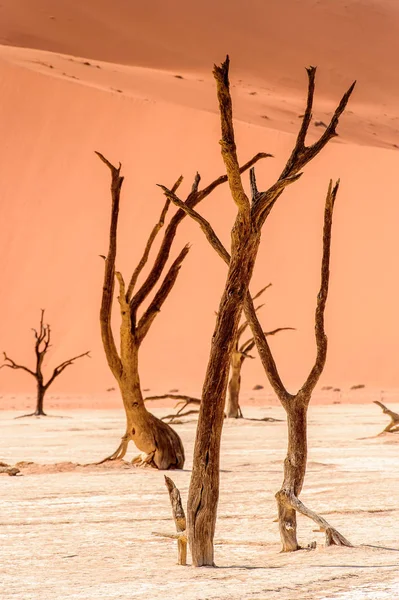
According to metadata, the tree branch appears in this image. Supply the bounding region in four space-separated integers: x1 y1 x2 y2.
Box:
126 175 184 302
252 68 354 227
300 180 339 398
44 351 90 389
239 328 295 355
157 186 230 265
96 151 124 379
243 295 293 404
280 68 355 180
0 352 36 377
213 55 251 216
129 152 269 318
136 245 190 345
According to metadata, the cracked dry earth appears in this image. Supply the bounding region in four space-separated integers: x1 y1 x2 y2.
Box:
1 404 398 600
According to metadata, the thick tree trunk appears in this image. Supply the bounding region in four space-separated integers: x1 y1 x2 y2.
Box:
226 353 244 418
275 398 308 551
187 232 260 566
35 384 46 416
117 346 184 469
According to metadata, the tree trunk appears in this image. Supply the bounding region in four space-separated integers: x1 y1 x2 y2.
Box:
187 232 260 566
117 347 184 470
226 353 244 418
275 398 308 552
35 383 46 416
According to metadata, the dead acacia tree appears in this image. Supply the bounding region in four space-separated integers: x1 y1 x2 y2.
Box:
374 400 399 434
159 57 354 565
226 284 294 419
96 147 267 468
1 309 89 417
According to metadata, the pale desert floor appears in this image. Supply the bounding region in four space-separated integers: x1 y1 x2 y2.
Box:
1 404 398 600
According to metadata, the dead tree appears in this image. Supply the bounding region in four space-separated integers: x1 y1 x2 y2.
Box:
96 147 266 468
374 400 399 434
159 58 354 565
226 284 294 418
1 309 89 417
244 182 353 551
145 394 201 423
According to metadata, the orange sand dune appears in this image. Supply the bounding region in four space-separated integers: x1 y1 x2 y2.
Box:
0 1 398 403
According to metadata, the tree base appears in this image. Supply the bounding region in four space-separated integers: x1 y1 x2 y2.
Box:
15 411 47 419
98 411 185 470
276 490 352 552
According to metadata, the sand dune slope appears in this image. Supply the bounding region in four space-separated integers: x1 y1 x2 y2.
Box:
0 2 398 398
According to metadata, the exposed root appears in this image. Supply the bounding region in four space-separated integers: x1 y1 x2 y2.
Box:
14 411 47 419
286 492 352 548
96 435 129 464
132 450 156 468
374 401 399 435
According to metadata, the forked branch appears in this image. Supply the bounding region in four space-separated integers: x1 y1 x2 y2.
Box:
252 67 355 226
1 352 35 377
126 175 184 302
44 351 90 389
129 152 270 318
136 244 190 345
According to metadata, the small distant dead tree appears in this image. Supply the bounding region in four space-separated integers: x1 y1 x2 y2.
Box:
159 57 354 565
226 284 294 419
1 309 89 417
96 146 266 468
374 400 399 434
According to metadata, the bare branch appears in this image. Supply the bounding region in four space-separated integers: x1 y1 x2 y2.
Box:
300 180 339 398
213 55 250 216
191 172 201 194
145 394 201 407
239 328 295 355
158 185 230 265
243 295 292 404
44 351 90 389
1 352 36 377
198 152 272 200
252 69 354 227
252 283 272 301
236 302 265 341
280 68 356 180
136 245 190 345
129 152 269 317
96 151 123 379
126 175 184 302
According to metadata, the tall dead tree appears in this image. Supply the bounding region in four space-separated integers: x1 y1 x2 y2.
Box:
96 147 267 468
1 309 89 417
226 284 294 419
159 57 354 565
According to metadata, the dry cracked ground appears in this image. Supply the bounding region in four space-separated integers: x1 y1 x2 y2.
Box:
1 404 398 600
